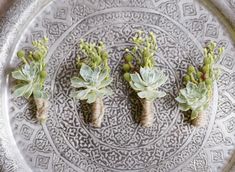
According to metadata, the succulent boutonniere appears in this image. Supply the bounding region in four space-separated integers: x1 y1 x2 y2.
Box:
123 31 168 127
176 41 224 126
12 37 49 123
71 40 113 128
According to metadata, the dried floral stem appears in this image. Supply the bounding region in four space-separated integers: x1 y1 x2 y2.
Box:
91 98 104 128
191 112 206 127
35 98 49 123
140 99 153 127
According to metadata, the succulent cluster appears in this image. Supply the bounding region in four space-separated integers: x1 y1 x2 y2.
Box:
12 38 49 99
12 37 49 122
123 31 167 101
71 40 112 127
71 40 112 103
176 41 224 122
123 31 167 127
71 63 112 103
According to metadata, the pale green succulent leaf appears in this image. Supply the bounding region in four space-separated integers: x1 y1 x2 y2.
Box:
139 67 155 84
71 89 90 100
175 94 187 104
13 83 32 98
133 82 146 90
12 70 28 81
24 88 33 99
156 90 166 98
130 73 147 86
79 64 93 81
22 64 38 80
191 96 208 110
86 91 97 103
178 103 190 111
91 67 101 83
98 69 109 82
129 81 144 91
137 90 157 100
97 87 113 96
155 70 168 87
33 89 47 99
71 77 89 88
99 78 112 89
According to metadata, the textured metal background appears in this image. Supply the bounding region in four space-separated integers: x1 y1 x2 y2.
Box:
0 0 235 172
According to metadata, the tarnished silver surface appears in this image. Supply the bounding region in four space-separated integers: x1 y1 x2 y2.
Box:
0 0 235 172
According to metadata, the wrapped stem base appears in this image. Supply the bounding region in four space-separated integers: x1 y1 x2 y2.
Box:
191 112 206 127
91 98 104 128
34 98 48 123
140 99 153 127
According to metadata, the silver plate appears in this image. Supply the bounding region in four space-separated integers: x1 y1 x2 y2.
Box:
0 0 235 172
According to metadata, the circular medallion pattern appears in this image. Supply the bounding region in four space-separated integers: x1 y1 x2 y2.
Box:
2 0 235 172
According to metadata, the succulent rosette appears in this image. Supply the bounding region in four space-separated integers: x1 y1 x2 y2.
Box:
71 40 112 127
123 31 167 127
12 37 49 123
176 41 224 126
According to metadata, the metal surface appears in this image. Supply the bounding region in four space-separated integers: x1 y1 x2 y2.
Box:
0 0 235 172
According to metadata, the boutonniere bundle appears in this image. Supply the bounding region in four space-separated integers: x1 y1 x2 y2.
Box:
12 38 49 123
123 31 167 127
176 41 224 126
71 40 113 127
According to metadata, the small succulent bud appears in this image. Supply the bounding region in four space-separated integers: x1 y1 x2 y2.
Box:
203 57 211 65
187 65 195 74
33 52 41 61
196 71 203 79
125 54 133 62
40 70 47 79
101 51 108 60
205 78 212 86
136 58 141 65
17 50 25 58
124 72 131 81
123 64 131 72
183 75 190 83
202 64 210 74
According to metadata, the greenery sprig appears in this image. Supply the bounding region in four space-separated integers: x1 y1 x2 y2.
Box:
176 41 224 126
71 40 112 127
123 31 167 127
12 37 49 123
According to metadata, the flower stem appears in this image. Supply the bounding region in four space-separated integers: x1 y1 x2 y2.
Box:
191 111 206 127
91 98 104 127
140 99 153 127
34 98 48 124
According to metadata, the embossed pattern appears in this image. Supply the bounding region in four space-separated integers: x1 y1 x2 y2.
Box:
0 0 235 171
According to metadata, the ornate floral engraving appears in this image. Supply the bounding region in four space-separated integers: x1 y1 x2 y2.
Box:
0 0 235 171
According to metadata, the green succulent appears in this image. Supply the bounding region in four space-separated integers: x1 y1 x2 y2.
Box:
71 63 112 103
71 40 112 103
129 67 167 101
176 41 224 121
12 37 49 99
12 63 47 99
124 31 167 101
176 82 209 120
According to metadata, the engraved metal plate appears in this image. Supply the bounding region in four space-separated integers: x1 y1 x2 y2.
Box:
0 0 235 171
